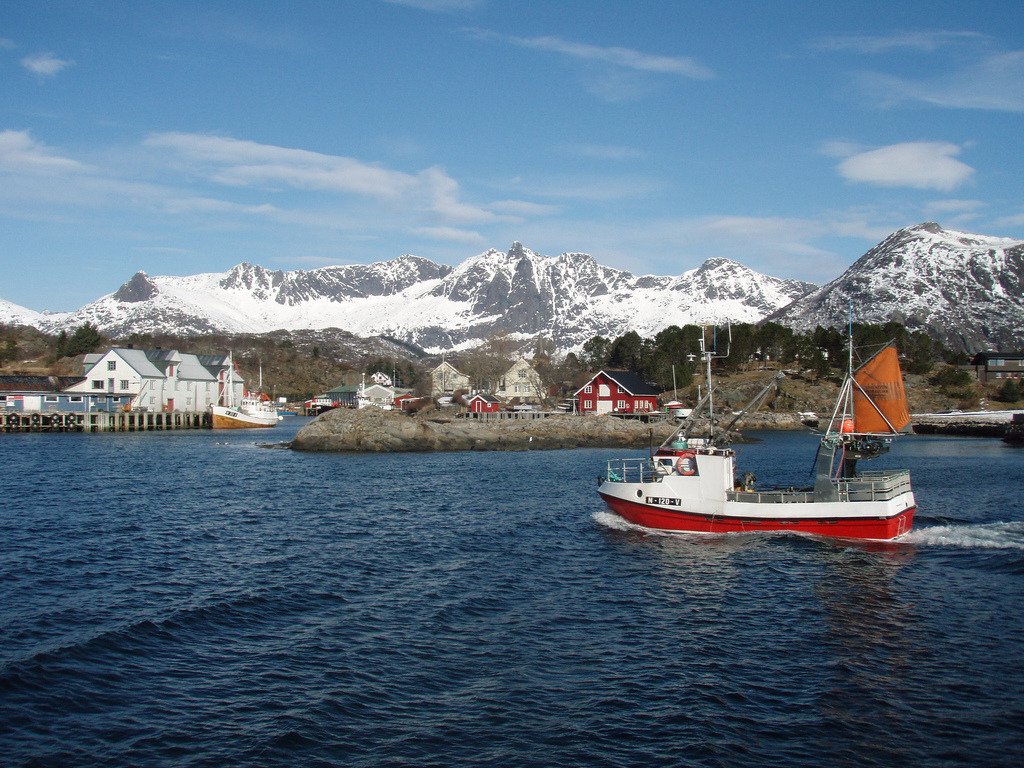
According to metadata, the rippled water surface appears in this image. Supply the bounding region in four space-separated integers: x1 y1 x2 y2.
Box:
1 420 1022 767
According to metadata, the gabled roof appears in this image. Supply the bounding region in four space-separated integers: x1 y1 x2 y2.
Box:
467 392 501 404
574 369 661 397
0 375 85 393
361 383 395 397
107 348 166 378
432 360 465 375
174 353 218 382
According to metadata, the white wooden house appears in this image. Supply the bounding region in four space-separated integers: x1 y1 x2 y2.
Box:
430 360 470 397
64 348 242 413
358 382 396 410
495 358 545 403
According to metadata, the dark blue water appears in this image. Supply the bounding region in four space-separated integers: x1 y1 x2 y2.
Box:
1 420 1022 767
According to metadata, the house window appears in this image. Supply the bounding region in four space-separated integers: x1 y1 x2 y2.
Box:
44 395 58 402
584 385 593 394
120 380 129 389
583 399 592 409
92 380 104 390
107 360 116 370
69 396 82 402
617 399 627 409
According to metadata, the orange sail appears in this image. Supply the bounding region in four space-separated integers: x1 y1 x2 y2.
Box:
853 346 910 434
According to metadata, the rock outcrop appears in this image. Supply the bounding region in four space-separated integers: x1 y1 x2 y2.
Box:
290 408 677 453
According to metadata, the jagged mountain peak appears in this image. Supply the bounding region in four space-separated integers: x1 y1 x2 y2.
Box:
113 271 159 303
17 225 1020 353
772 222 1024 350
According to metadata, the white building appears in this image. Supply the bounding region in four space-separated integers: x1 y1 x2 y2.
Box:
64 348 243 413
430 360 470 397
495 358 545 403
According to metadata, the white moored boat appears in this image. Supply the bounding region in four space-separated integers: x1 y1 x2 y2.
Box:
598 329 916 541
211 356 281 429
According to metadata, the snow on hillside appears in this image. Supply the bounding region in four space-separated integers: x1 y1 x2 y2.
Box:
21 243 813 352
771 222 1024 350
0 298 44 327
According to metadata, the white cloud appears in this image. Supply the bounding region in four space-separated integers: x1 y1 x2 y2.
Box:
419 166 496 223
468 28 712 81
488 199 561 217
815 31 984 54
20 52 72 77
835 142 974 191
507 34 714 80
144 133 503 225
145 133 421 199
0 130 87 174
853 52 1024 113
413 226 485 244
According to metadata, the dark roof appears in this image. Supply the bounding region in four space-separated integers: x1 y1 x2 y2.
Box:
971 352 1024 364
0 375 86 393
574 370 660 397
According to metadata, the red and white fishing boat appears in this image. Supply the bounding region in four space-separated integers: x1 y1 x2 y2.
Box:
598 330 915 541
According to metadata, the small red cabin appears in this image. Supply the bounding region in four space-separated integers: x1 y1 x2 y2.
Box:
574 370 660 414
466 393 502 413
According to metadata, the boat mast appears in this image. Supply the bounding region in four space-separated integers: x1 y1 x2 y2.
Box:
700 324 730 439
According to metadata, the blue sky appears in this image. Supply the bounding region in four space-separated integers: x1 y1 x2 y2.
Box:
2 0 1023 312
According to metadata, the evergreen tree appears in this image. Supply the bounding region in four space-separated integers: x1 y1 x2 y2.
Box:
996 378 1022 403
64 323 103 357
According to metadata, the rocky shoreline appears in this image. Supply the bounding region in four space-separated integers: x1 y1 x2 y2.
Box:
290 408 810 453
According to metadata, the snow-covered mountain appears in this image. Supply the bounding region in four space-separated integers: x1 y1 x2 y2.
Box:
20 245 814 352
769 223 1024 350
0 298 42 327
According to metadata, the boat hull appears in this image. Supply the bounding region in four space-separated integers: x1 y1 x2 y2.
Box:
211 406 278 429
600 491 915 540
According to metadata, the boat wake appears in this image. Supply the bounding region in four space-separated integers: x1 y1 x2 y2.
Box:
593 510 649 533
899 521 1024 550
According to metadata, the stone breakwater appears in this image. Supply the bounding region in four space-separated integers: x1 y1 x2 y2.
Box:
290 408 810 453
291 409 678 453
911 410 1023 438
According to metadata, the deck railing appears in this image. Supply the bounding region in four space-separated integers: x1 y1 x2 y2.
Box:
604 458 658 484
726 469 912 504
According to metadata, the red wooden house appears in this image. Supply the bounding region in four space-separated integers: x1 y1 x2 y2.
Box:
466 393 502 413
574 370 660 414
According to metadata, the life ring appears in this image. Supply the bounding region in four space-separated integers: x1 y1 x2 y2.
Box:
675 450 698 476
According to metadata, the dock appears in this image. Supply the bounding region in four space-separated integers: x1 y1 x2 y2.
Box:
3 411 212 433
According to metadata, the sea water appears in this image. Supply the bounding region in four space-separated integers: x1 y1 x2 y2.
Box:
1 420 1022 767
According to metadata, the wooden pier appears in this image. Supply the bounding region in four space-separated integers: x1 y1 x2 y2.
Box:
3 411 212 433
